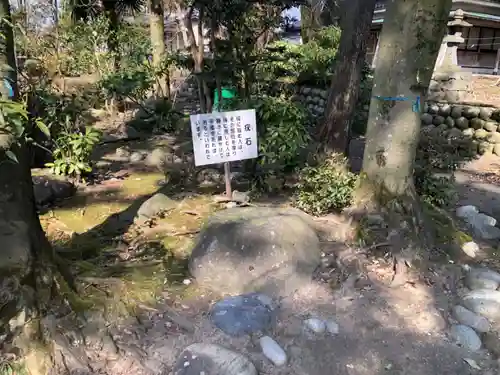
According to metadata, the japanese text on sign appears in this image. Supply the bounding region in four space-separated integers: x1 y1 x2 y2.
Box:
190 109 258 166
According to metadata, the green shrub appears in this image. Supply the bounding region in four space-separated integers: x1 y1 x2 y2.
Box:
259 26 341 84
414 127 476 207
294 155 358 215
45 126 101 180
254 96 311 167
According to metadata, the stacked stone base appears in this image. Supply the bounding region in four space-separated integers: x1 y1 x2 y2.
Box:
421 102 500 156
293 86 329 118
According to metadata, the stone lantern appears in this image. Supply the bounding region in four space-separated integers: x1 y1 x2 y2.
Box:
429 9 473 102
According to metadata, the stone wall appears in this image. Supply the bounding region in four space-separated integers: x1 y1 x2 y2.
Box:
293 86 329 119
422 102 500 156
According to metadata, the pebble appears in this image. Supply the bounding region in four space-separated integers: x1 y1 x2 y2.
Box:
183 279 192 285
259 336 287 366
461 242 479 258
304 318 326 334
325 320 339 334
449 324 482 351
452 305 490 333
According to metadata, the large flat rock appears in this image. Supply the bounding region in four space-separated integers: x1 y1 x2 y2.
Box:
189 207 321 296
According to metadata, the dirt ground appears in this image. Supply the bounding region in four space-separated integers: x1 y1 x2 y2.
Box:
37 132 500 375
35 73 500 375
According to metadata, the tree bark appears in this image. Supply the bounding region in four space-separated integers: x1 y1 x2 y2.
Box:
359 0 452 285
103 1 120 71
319 0 376 154
0 0 64 357
184 6 211 113
149 0 169 98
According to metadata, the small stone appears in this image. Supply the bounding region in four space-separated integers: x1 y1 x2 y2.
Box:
484 121 498 132
479 141 495 155
115 147 130 158
259 336 287 366
470 118 485 130
428 104 439 114
173 343 257 375
452 305 490 333
325 320 339 334
455 117 469 130
475 128 489 140
451 106 463 119
487 132 500 144
466 267 500 290
456 205 479 219
304 318 326 334
449 324 482 351
439 104 452 117
129 151 145 163
480 107 493 120
433 115 445 125
462 289 500 320
421 113 433 125
462 242 479 258
445 116 455 128
462 128 474 138
225 202 238 209
135 193 177 223
183 279 192 285
463 106 481 119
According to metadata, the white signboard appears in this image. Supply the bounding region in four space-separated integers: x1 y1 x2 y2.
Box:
190 109 258 166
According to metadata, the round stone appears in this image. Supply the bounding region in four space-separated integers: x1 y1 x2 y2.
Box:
470 118 484 130
449 324 482 351
494 144 500 156
438 104 452 117
474 128 489 140
487 132 500 144
455 117 469 130
479 107 493 120
428 104 439 114
451 106 463 119
444 116 455 128
484 121 498 132
421 113 433 125
463 106 481 119
432 115 445 125
462 128 474 138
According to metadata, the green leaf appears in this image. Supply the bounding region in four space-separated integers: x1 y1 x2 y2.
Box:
5 150 18 163
35 120 51 137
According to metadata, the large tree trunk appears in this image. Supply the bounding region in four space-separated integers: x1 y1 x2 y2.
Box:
319 0 376 154
359 0 452 285
149 0 169 98
0 0 63 361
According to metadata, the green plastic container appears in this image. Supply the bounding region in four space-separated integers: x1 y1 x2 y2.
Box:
213 87 237 112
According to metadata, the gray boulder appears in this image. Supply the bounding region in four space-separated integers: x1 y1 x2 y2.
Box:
32 176 76 208
462 289 500 320
135 192 177 223
465 267 500 290
449 324 482 351
189 207 321 296
173 343 257 375
452 305 490 333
